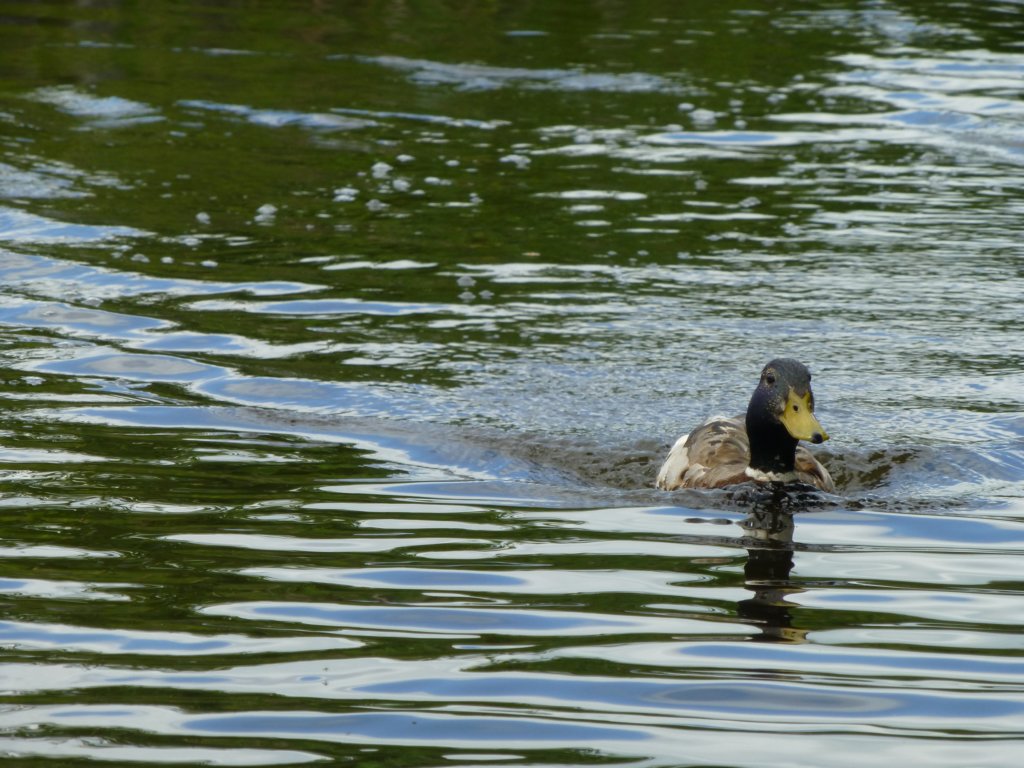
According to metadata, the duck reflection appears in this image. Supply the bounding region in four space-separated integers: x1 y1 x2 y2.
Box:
736 488 814 643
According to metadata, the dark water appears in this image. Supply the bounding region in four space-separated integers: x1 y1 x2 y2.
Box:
1 1 1023 766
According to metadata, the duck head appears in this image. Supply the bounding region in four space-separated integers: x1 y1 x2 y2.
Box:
745 358 828 474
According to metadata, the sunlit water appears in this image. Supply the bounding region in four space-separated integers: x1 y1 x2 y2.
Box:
1 2 1023 766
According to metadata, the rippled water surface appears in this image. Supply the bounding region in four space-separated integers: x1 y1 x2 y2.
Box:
1 2 1023 766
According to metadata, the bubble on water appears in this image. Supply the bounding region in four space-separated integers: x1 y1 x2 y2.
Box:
396 154 415 164
161 256 174 264
479 289 494 299
690 108 717 127
782 223 803 236
500 154 531 170
365 199 389 212
131 253 149 263
695 178 708 191
182 236 201 247
734 119 747 129
424 176 451 186
196 211 211 225
738 196 761 208
392 178 411 192
468 192 482 204
457 275 476 288
459 290 475 302
200 259 219 268
255 203 277 224
371 162 392 179
677 102 695 112
333 186 359 202
22 376 44 386
445 159 460 167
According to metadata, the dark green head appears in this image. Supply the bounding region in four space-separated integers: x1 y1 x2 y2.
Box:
745 358 828 473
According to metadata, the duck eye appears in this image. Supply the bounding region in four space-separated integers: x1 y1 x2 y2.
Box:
792 403 799 412
765 373 776 385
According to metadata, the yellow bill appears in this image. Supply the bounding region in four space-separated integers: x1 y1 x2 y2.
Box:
780 390 828 443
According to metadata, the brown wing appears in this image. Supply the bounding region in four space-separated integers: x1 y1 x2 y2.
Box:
794 446 835 492
656 415 751 490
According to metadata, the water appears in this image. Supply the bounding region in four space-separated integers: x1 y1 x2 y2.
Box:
1 1 1023 766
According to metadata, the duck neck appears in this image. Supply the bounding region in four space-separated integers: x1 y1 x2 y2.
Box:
745 409 798 475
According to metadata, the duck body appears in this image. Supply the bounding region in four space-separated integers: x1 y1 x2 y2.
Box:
656 359 834 493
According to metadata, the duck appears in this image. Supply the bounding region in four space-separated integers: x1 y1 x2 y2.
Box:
656 358 834 492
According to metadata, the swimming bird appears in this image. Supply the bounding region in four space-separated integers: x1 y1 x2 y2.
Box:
656 359 834 492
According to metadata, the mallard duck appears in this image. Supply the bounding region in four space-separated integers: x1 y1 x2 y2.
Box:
656 358 834 492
